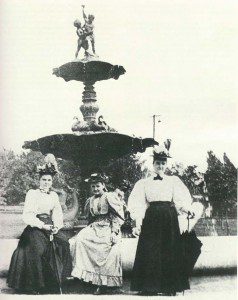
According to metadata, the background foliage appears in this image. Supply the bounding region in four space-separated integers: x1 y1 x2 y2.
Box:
0 149 236 217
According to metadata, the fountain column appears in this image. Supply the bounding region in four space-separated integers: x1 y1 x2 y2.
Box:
80 82 99 123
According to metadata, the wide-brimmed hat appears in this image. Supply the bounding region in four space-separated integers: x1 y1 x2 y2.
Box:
153 139 172 160
84 173 109 184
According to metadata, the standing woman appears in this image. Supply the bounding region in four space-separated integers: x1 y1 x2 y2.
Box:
69 173 124 295
7 154 72 294
128 144 199 296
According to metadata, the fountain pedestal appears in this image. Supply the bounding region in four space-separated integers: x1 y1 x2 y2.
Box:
53 59 125 133
80 82 98 123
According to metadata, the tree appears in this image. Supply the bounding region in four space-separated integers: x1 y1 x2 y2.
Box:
222 153 237 216
0 149 143 206
0 149 16 201
3 151 44 205
205 151 237 217
167 163 207 198
103 154 143 202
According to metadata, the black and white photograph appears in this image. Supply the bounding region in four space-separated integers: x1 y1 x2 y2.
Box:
0 0 237 299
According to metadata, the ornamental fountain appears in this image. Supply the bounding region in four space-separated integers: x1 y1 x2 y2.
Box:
23 5 158 226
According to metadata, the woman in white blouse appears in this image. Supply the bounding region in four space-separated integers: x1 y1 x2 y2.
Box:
7 156 72 294
128 144 201 296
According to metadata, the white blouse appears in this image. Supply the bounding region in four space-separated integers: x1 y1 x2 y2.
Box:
22 189 64 229
127 175 195 229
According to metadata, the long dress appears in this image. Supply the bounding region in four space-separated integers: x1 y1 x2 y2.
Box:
69 191 124 287
7 189 72 293
127 175 198 294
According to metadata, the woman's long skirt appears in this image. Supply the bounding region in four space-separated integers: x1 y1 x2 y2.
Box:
131 201 189 294
69 221 122 287
7 226 72 293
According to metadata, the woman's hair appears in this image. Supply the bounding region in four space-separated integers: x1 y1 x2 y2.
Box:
39 173 53 180
153 157 167 164
90 180 108 191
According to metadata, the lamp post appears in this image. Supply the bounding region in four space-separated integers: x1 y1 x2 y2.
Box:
151 114 161 139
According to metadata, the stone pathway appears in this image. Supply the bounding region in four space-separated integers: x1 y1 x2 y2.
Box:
0 275 236 298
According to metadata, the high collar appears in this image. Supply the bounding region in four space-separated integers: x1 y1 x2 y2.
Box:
39 188 50 194
153 174 164 181
93 193 103 198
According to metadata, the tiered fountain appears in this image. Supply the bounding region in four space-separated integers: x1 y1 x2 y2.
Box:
23 6 158 226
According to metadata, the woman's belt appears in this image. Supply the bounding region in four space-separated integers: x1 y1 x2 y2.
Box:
36 213 53 225
149 201 175 207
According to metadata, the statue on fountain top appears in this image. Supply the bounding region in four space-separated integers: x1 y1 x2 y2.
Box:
74 5 97 59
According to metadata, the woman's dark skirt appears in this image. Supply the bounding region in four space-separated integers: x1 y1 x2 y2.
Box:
131 201 189 294
7 226 72 294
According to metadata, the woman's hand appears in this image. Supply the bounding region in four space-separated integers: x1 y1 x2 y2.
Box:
187 211 195 219
132 227 141 237
64 221 73 229
111 232 119 245
42 224 53 231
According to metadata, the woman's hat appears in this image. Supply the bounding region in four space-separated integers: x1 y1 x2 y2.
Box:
84 173 109 184
153 139 172 160
37 154 58 177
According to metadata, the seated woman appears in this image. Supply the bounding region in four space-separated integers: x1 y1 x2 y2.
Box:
69 173 124 295
7 154 72 294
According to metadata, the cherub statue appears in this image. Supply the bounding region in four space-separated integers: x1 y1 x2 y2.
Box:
74 5 96 58
82 5 95 54
74 19 87 58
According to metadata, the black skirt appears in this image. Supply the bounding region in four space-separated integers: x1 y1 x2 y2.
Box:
131 201 189 293
7 226 72 293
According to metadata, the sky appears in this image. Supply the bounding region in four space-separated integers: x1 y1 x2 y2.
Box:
0 0 237 172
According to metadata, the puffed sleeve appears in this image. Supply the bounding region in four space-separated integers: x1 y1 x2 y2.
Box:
84 198 91 216
51 192 64 229
107 192 124 234
22 190 44 229
172 176 193 214
127 179 148 227
172 176 204 233
83 197 94 225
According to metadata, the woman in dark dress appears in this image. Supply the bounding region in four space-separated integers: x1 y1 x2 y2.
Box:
7 154 72 294
128 144 199 296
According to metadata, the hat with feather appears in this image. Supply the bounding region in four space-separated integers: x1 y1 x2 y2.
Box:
84 173 109 184
37 154 58 177
153 139 172 160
